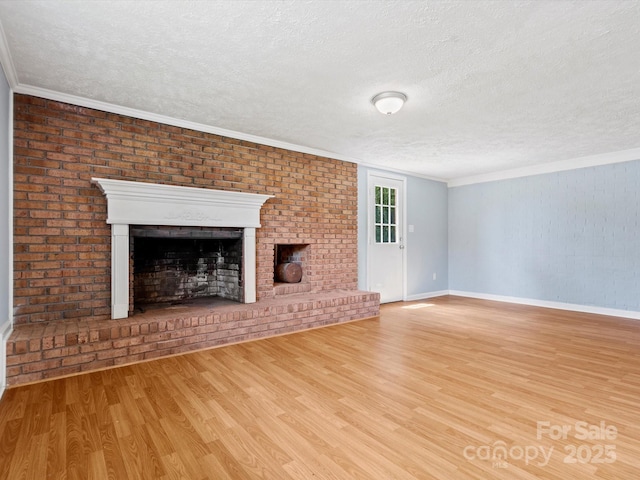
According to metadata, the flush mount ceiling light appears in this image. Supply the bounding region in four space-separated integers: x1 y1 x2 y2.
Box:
372 91 407 115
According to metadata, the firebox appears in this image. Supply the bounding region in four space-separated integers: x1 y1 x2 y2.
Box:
131 226 243 310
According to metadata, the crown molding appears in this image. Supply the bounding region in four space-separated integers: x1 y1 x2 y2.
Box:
448 148 640 188
11 82 451 184
4 66 638 186
358 161 447 183
12 83 367 167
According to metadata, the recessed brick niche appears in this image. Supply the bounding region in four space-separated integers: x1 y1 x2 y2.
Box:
274 244 310 296
7 94 380 385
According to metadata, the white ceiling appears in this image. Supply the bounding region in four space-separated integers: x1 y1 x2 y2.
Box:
1 0 639 182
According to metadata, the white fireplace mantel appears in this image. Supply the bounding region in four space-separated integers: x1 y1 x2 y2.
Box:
92 178 273 319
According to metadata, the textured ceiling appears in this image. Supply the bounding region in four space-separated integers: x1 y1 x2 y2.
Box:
1 0 639 181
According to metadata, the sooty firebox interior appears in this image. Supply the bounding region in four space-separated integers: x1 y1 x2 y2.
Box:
132 226 243 310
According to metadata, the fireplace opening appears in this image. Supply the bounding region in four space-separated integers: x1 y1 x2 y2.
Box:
132 226 243 311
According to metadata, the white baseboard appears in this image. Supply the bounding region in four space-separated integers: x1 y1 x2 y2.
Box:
405 290 450 302
449 290 640 320
0 321 12 399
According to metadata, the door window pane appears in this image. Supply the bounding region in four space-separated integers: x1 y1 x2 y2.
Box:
374 185 398 244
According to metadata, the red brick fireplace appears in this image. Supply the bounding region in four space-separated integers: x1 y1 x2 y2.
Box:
6 94 380 385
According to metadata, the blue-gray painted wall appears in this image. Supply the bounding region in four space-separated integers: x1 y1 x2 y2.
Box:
406 174 448 297
448 160 640 311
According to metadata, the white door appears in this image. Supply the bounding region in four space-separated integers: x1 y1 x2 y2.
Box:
367 174 405 303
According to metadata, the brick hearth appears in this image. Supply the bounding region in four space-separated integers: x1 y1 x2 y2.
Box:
7 290 379 386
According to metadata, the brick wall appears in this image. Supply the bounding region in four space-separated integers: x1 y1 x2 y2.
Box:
13 94 359 325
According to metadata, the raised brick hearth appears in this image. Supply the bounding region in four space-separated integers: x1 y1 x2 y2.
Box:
7 290 379 386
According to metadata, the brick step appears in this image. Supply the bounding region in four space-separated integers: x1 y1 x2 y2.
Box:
6 290 380 386
273 282 312 296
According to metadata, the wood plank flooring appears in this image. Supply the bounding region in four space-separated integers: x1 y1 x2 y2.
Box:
1 295 639 479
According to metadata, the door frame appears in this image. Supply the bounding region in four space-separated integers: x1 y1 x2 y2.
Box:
366 171 407 302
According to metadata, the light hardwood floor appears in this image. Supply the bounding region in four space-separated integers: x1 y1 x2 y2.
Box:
1 295 639 479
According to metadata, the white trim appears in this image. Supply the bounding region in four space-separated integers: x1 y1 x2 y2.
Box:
0 321 11 399
0 320 11 338
1 80 13 399
365 171 373 292
405 290 449 302
0 21 18 88
92 177 273 228
448 148 640 187
8 90 12 327
449 290 640 321
358 160 446 183
110 224 129 320
242 228 257 303
8 85 450 185
8 85 640 187
0 319 13 384
401 176 408 301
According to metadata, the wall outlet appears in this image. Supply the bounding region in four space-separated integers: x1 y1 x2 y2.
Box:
433 272 437 280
